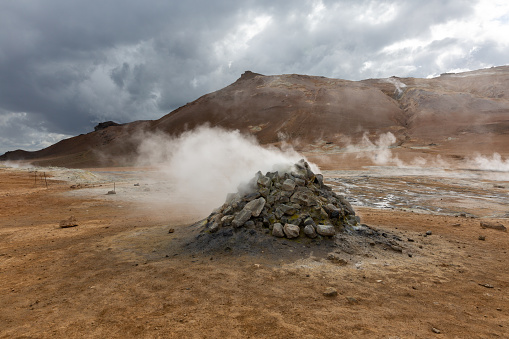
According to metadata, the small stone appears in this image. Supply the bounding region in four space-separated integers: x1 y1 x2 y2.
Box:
231 209 252 228
390 245 403 253
290 189 318 207
272 223 285 237
280 204 297 215
168 228 175 233
345 296 358 304
327 253 347 265
257 175 271 188
294 178 306 186
208 223 220 233
303 224 317 238
478 235 486 241
431 327 441 334
426 230 432 236
303 217 316 226
316 224 335 236
243 197 266 217
59 216 78 228
407 238 415 242
323 287 338 297
314 174 324 187
281 179 296 191
221 215 234 226
324 204 340 219
480 221 507 232
479 283 494 288
283 223 300 238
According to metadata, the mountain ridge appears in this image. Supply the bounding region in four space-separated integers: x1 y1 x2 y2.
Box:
1 66 508 168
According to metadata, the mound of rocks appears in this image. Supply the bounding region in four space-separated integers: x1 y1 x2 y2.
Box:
204 159 359 239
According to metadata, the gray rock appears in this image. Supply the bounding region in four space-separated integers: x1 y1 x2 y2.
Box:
303 224 317 238
257 175 272 188
59 216 78 228
337 195 355 215
222 206 233 215
316 224 336 236
208 222 220 233
291 188 318 207
267 194 275 205
244 197 266 217
272 223 285 237
303 217 316 226
232 209 252 228
283 223 300 238
259 187 270 198
314 174 324 187
327 253 347 265
221 215 234 226
243 192 261 202
294 178 306 186
323 287 338 297
282 179 296 191
480 221 507 231
280 204 297 215
324 204 341 219
244 220 255 228
274 207 284 219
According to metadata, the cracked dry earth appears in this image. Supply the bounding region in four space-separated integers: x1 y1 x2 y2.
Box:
0 165 508 338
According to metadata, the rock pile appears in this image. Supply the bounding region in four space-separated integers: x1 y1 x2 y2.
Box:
205 159 359 239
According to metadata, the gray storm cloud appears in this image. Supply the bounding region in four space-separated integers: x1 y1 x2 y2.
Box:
0 0 508 153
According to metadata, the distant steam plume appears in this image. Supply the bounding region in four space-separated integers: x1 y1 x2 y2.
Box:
346 132 508 176
346 132 404 166
467 153 509 172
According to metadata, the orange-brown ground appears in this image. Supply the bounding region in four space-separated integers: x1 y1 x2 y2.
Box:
1 163 508 338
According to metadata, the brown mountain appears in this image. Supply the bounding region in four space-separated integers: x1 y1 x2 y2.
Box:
1 66 508 168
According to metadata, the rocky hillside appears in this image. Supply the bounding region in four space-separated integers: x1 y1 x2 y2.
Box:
1 66 508 167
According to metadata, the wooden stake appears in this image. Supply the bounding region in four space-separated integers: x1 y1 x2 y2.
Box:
34 171 37 186
44 172 48 188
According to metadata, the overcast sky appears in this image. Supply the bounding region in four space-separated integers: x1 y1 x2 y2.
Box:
1 0 508 154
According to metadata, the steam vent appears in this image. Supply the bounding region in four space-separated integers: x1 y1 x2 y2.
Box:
205 159 359 239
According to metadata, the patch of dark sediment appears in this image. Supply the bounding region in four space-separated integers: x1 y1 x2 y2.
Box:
183 160 416 261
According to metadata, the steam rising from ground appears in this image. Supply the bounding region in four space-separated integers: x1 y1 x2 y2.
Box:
348 132 509 176
467 153 509 172
136 126 318 210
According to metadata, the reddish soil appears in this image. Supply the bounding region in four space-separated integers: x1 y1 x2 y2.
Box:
1 161 508 338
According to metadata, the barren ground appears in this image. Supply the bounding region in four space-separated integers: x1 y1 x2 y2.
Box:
1 158 508 338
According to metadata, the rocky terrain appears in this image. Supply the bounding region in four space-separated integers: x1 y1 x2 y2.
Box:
1 161 507 338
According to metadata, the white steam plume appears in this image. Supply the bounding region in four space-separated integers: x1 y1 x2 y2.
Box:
346 132 404 166
383 77 407 96
467 153 509 172
345 132 508 178
136 126 319 211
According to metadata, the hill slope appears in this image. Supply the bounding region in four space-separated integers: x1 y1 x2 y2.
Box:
1 66 508 167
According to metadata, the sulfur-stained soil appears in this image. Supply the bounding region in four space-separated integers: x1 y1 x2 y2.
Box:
0 164 508 338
